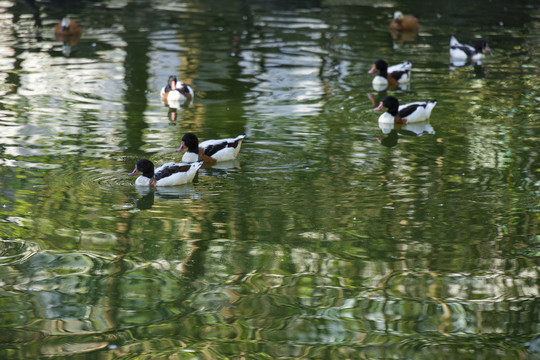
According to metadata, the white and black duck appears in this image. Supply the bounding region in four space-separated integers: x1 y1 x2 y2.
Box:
177 133 246 163
374 96 437 124
129 158 203 186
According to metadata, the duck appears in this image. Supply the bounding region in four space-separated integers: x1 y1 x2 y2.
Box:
374 96 437 124
389 11 419 32
368 60 411 89
129 158 203 186
160 75 194 105
177 133 246 163
54 17 82 37
449 36 490 61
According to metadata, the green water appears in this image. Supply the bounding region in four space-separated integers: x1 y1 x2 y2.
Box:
0 0 538 359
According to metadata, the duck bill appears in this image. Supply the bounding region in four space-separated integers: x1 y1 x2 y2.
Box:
368 63 377 74
176 142 186 152
129 167 139 176
374 102 384 111
485 45 491 52
170 80 177 91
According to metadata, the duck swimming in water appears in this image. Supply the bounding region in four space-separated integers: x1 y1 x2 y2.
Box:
160 75 194 105
368 60 411 90
389 11 419 32
54 17 82 36
449 36 490 61
374 96 437 124
177 133 246 163
129 158 203 186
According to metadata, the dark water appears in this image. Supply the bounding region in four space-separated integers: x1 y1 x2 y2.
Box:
0 0 538 359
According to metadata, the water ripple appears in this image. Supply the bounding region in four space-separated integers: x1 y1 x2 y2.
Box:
0 239 40 265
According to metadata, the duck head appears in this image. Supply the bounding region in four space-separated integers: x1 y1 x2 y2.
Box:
368 59 388 75
474 39 491 53
374 96 399 116
393 11 404 23
166 75 178 91
129 158 155 178
61 17 72 31
177 133 199 153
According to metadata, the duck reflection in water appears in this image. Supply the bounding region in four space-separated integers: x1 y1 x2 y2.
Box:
449 61 488 78
168 107 178 122
374 129 399 147
134 183 201 210
390 29 418 48
375 122 435 148
133 191 154 210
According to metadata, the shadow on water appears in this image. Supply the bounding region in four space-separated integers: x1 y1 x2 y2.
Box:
121 3 150 154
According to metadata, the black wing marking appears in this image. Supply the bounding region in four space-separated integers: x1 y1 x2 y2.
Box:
178 85 192 97
399 104 425 118
389 70 408 81
204 143 228 157
228 139 241 148
451 45 473 57
154 164 192 181
204 138 242 157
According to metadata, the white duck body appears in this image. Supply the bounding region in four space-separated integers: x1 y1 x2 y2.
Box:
449 36 489 62
181 151 200 163
372 74 389 88
377 101 437 124
130 159 203 186
375 96 437 124
450 36 473 60
398 101 437 123
178 133 246 163
167 85 194 103
378 112 397 124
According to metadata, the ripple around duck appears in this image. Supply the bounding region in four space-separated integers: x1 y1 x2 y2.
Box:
0 239 40 266
81 168 134 192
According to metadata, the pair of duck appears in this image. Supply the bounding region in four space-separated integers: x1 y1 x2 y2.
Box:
369 37 491 89
129 133 246 187
369 35 490 125
367 60 428 125
387 11 491 61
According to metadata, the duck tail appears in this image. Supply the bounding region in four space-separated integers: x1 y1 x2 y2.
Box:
194 160 204 170
234 134 247 143
425 100 437 116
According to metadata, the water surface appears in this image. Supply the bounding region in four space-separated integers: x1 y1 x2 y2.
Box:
0 0 538 359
